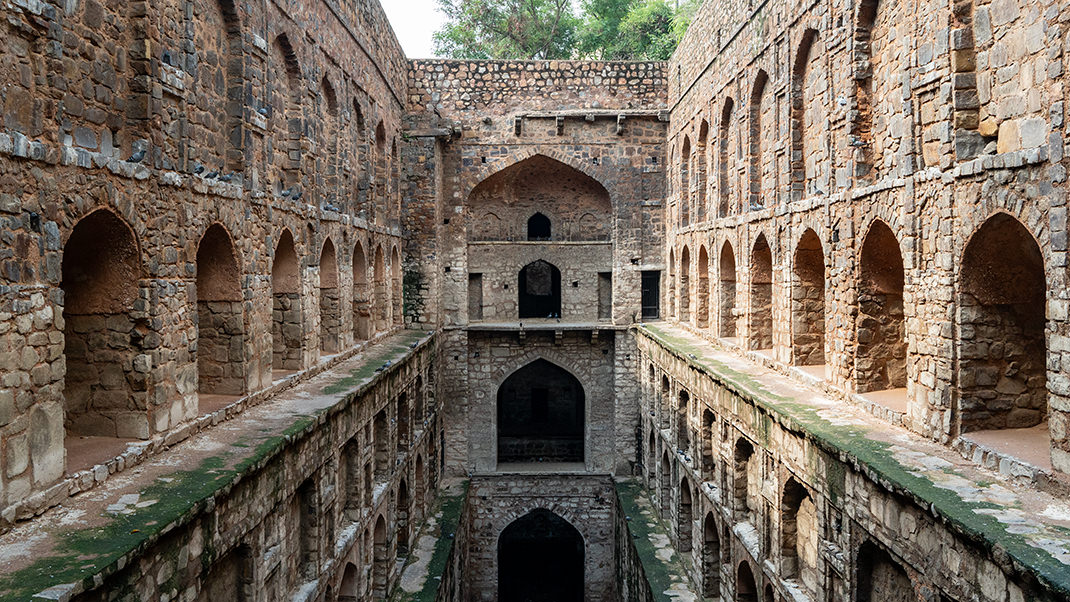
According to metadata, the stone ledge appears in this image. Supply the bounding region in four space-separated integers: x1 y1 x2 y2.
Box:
636 323 1070 600
0 328 415 533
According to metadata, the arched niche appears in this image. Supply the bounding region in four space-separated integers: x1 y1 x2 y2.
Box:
195 224 245 397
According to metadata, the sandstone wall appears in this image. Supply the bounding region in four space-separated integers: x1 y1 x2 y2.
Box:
0 0 409 526
664 0 1070 473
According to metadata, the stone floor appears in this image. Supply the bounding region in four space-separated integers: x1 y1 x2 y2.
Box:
641 323 1070 595
962 424 1052 472
0 330 430 601
616 479 698 602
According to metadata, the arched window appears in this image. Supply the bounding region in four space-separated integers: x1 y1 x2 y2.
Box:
518 260 561 319
527 212 552 240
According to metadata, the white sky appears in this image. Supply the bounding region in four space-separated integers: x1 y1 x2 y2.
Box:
380 0 446 59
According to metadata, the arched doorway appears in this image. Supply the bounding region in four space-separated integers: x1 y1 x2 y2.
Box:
856 541 913 602
497 359 584 464
271 229 301 374
62 209 145 442
339 562 360 601
702 512 720 597
518 260 561 319
195 224 245 402
498 509 584 602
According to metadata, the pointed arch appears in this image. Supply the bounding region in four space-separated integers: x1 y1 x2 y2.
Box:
792 229 826 367
856 221 907 393
373 245 387 332
271 229 302 372
719 241 738 339
680 135 692 227
749 234 774 350
497 359 584 464
696 120 710 222
319 238 340 354
62 208 145 440
499 510 584 602
679 246 691 322
697 245 710 328
718 98 736 217
196 224 245 397
390 245 403 326
702 512 720 597
372 515 388 598
958 213 1047 433
678 477 693 552
749 71 769 210
352 241 370 341
781 477 818 592
791 29 827 199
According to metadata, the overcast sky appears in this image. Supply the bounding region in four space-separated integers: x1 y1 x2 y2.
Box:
381 0 446 59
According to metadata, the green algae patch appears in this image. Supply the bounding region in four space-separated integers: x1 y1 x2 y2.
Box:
322 330 429 396
0 455 235 601
615 479 694 601
394 481 469 602
635 325 1070 598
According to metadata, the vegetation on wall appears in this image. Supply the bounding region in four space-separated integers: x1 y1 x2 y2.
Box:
433 0 700 60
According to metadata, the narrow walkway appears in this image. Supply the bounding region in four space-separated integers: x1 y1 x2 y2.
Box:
615 479 698 602
394 480 468 602
640 323 1070 597
0 330 430 601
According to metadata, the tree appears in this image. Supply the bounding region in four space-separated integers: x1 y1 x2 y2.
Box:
577 0 638 59
614 0 677 60
433 0 579 60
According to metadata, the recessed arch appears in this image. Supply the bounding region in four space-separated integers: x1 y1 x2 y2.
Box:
62 208 146 441
718 98 735 217
856 221 907 393
792 229 826 367
668 248 677 318
749 70 769 210
391 245 403 326
791 29 827 199
958 213 1047 433
702 512 720 597
781 477 819 592
679 246 691 322
733 438 757 523
680 135 692 227
749 234 774 350
497 359 584 464
677 389 691 451
678 477 693 552
498 509 584 602
372 515 388 598
339 562 359 601
373 245 387 333
271 229 301 373
518 260 561 319
352 241 370 341
467 154 611 242
697 246 710 328
195 224 245 397
719 241 738 339
397 478 410 558
319 238 340 354
856 541 913 602
737 561 758 602
696 120 710 222
660 451 672 517
321 76 338 116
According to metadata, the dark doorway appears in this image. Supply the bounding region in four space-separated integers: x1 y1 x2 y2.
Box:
527 212 551 240
518 260 561 319
499 509 584 602
642 270 661 319
497 360 584 463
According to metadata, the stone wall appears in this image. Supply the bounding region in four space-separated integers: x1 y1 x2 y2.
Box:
664 0 1070 473
0 0 408 525
463 473 617 601
637 329 1066 602
60 338 440 602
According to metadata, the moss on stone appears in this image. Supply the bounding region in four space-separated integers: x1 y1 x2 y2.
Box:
393 481 469 602
615 479 693 602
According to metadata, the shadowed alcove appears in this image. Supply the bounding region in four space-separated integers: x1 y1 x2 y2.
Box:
518 260 561 319
498 509 584 602
195 224 245 404
497 359 584 464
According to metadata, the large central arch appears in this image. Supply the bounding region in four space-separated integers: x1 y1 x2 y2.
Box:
497 359 585 464
498 509 584 602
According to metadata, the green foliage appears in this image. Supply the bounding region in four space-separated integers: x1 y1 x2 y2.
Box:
434 0 701 60
433 0 580 60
